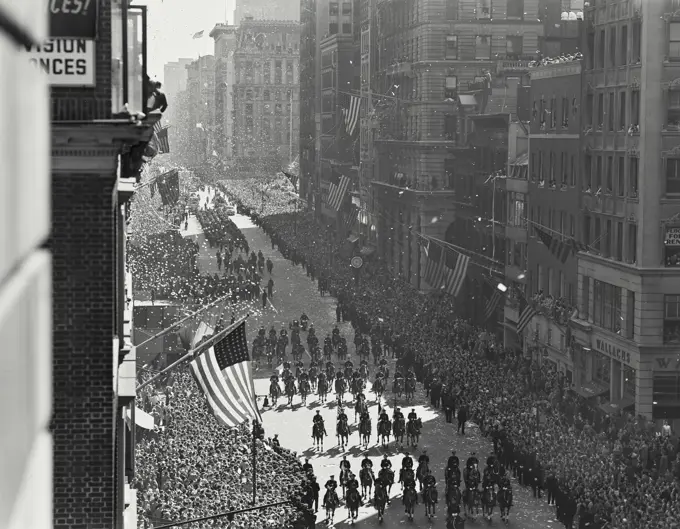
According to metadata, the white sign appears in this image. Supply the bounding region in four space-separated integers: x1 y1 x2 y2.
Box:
665 227 680 246
26 39 95 86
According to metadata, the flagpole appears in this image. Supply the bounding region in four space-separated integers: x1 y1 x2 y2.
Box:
136 313 250 392
135 291 234 351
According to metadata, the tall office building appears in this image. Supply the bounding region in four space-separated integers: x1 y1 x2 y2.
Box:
211 24 239 160
232 18 300 175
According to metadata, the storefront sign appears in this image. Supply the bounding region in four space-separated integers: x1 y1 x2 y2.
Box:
594 338 632 365
50 0 98 39
26 39 95 86
654 356 680 371
664 227 680 267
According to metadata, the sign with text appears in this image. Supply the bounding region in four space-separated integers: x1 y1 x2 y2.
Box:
665 227 680 246
26 39 95 86
654 356 680 371
594 337 633 366
50 0 98 39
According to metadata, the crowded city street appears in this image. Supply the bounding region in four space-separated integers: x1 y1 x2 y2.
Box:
190 202 558 527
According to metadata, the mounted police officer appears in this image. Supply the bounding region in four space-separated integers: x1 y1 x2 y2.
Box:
361 455 373 470
312 410 326 438
337 406 348 424
402 451 414 470
408 408 418 422
419 449 430 466
448 450 460 470
393 407 404 423
381 454 392 470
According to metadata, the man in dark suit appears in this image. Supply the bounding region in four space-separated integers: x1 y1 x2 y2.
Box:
457 402 468 435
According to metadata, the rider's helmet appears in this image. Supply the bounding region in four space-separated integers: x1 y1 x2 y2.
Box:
411 409 416 413
316 410 321 415
383 454 388 459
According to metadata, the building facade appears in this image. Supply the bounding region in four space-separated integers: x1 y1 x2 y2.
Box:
299 0 318 205
516 59 582 379
233 0 300 25
49 0 160 527
574 0 680 429
211 24 239 160
163 58 193 131
232 19 300 175
0 2 51 529
186 55 216 166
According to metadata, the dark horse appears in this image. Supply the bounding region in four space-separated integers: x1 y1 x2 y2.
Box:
359 415 371 447
285 379 296 407
403 484 418 521
406 418 422 448
373 481 388 522
337 416 350 450
346 487 361 524
498 483 513 523
312 422 326 450
393 416 405 445
377 418 391 447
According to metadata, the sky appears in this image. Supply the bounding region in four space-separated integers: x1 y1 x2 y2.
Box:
142 0 235 82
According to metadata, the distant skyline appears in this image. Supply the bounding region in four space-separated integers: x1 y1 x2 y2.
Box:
145 0 235 83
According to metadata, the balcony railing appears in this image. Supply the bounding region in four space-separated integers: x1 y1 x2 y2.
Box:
531 293 577 326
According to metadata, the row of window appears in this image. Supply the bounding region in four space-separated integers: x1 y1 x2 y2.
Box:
325 22 353 37
532 95 578 130
581 278 634 339
582 215 637 264
585 20 641 70
243 102 291 114
237 89 294 102
445 34 525 61
534 264 576 305
583 154 639 197
584 91 640 131
236 60 294 85
328 2 352 16
530 151 578 188
444 0 526 21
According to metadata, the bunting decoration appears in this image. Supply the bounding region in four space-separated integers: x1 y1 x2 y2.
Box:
156 169 180 205
343 204 359 232
424 241 447 289
325 172 350 211
155 125 170 154
443 249 470 297
533 225 587 264
341 93 361 136
484 290 503 321
281 170 298 191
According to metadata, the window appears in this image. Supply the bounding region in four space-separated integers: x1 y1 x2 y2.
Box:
550 96 557 128
604 219 612 258
664 295 680 343
329 22 338 34
245 103 253 114
547 328 552 346
245 116 253 132
342 23 352 34
595 155 602 190
627 223 637 263
594 217 601 251
444 114 458 141
570 154 576 186
570 214 575 237
618 91 626 130
581 276 590 320
629 157 638 196
477 0 491 19
275 60 282 83
597 93 604 126
608 92 615 131
507 0 524 19
329 2 339 16
632 20 641 62
445 76 457 99
561 97 569 127
593 280 622 333
671 23 680 58
446 35 458 59
617 156 625 196
620 25 628 65
508 192 526 227
631 90 640 125
667 158 680 194
606 155 613 192
263 90 270 101
625 290 635 339
506 36 523 59
475 35 491 59
653 374 680 405
585 154 592 189
609 27 616 66
342 1 352 14
446 0 459 20
264 61 271 84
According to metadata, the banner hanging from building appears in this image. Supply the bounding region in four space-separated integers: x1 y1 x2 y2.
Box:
26 39 95 86
50 0 98 38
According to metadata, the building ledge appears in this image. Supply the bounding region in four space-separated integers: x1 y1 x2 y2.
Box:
371 180 456 202
374 138 459 149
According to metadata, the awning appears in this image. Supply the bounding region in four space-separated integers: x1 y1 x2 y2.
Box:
125 407 155 430
359 246 375 256
459 94 477 106
510 152 529 166
571 381 609 399
346 235 359 244
599 397 635 416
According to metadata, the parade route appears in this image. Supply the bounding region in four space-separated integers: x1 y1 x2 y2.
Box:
226 212 560 528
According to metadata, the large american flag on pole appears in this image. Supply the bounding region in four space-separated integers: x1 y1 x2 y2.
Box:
190 320 262 427
153 121 170 154
424 240 447 289
443 249 469 297
326 174 350 211
342 94 361 136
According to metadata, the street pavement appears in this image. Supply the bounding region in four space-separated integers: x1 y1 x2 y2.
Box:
222 212 561 529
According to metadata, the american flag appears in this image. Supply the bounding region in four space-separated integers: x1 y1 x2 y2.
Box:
326 173 350 211
443 249 469 297
190 321 262 428
343 204 359 232
153 122 170 154
342 94 361 136
483 290 503 321
424 241 447 289
534 225 571 264
517 296 537 334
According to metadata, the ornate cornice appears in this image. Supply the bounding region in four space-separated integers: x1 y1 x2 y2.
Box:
663 144 680 157
662 77 680 91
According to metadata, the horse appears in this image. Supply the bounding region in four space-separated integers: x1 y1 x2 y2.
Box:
463 484 481 519
360 467 374 499
339 468 351 500
269 381 281 406
407 418 422 448
335 377 347 403
393 377 404 398
416 462 429 492
377 419 391 447
312 422 326 450
445 466 461 494
423 484 438 520
337 417 350 450
346 488 361 524
498 485 513 523
317 377 329 403
393 416 405 445
323 489 339 525
351 377 365 399
309 367 318 391
399 468 414 491
337 344 348 361
299 379 310 405
358 415 371 447
405 376 416 401
446 485 462 519
359 363 369 383
403 485 418 521
378 468 394 495
354 397 368 422
373 481 388 522
373 378 384 401
285 379 296 407
323 342 333 361
481 483 497 521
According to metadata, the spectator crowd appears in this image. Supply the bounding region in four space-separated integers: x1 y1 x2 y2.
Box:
222 178 680 529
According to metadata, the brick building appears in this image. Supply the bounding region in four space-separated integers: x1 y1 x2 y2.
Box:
515 58 582 379
232 19 300 175
0 3 51 529
574 0 680 429
50 0 160 527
